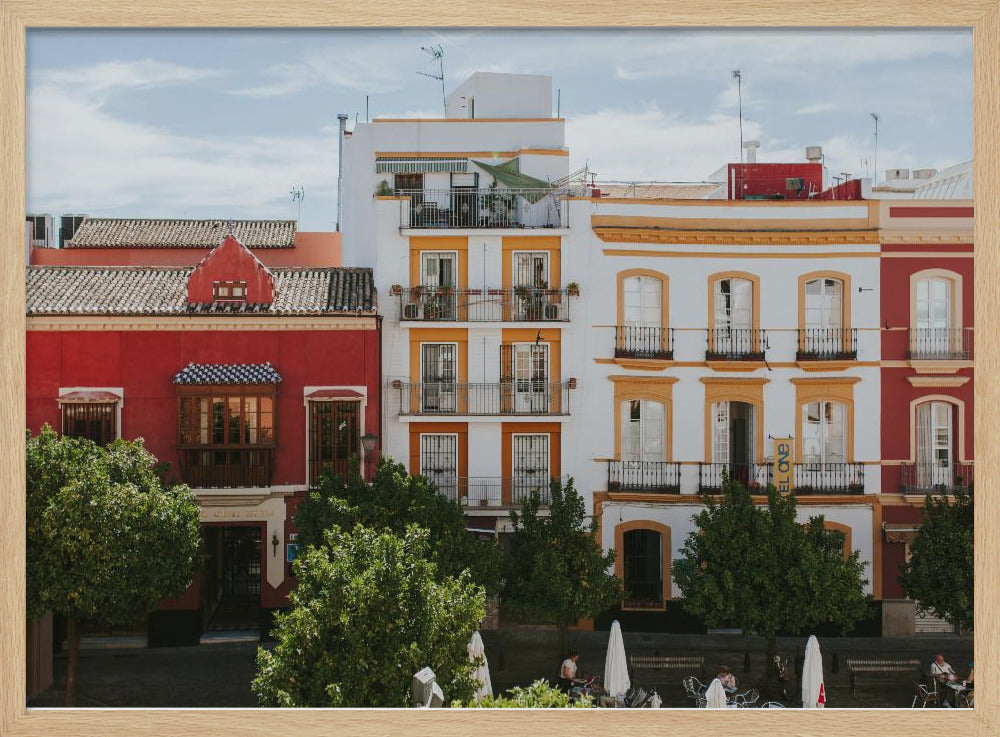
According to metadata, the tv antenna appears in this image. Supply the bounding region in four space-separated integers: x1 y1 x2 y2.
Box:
290 185 305 224
418 45 446 114
870 112 879 184
731 69 744 163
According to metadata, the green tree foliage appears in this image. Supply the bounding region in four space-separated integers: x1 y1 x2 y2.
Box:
26 426 201 705
253 524 486 707
504 478 621 648
899 485 973 631
456 679 592 708
672 478 869 694
294 457 503 595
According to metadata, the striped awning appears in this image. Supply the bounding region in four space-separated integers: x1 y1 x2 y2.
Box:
376 158 469 174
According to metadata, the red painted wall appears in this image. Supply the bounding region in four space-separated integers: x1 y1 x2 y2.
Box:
727 162 823 199
881 505 923 598
26 328 380 487
186 236 275 304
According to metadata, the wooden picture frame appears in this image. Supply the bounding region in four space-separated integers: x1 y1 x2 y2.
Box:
1 3 997 735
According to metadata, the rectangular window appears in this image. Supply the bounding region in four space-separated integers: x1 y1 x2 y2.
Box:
513 252 550 289
513 433 550 502
420 343 457 413
802 400 846 465
61 402 117 446
213 281 247 302
308 401 359 487
420 434 458 501
621 399 665 462
178 389 275 488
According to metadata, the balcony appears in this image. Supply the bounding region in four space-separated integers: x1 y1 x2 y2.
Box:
422 476 559 507
900 462 974 494
179 447 274 488
792 463 865 494
698 462 773 492
796 328 858 361
394 380 574 416
697 462 864 494
614 326 674 360
607 460 681 493
395 286 573 322
907 328 971 360
705 328 766 361
399 188 567 229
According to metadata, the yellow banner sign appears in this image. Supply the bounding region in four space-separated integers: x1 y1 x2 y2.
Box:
772 437 794 492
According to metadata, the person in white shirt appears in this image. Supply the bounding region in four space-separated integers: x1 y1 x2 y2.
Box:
559 650 581 692
931 654 959 707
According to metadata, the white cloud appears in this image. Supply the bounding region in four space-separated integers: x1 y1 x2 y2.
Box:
27 84 335 226
32 59 225 93
796 102 839 115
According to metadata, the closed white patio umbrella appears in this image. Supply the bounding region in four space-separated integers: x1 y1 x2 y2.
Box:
604 620 631 698
801 635 825 708
467 631 493 702
705 678 728 708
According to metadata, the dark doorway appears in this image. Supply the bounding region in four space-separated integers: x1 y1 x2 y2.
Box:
203 526 262 633
729 401 753 485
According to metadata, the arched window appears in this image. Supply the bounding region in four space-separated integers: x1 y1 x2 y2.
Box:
804 277 844 330
915 400 955 486
616 271 669 359
910 270 965 360
623 529 663 609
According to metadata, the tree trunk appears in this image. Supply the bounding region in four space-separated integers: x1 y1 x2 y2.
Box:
762 634 778 702
65 617 79 707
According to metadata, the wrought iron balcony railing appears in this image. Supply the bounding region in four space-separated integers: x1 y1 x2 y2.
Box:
420 475 560 506
793 462 865 494
698 462 773 492
705 328 766 361
396 286 573 322
797 328 858 361
614 325 674 360
399 188 567 229
900 462 974 494
179 447 274 489
393 380 574 416
607 460 681 493
907 328 971 360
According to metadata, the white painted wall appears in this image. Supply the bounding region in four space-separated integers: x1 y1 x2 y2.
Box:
446 72 553 119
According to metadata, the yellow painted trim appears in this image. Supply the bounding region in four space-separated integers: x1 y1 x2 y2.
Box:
700 377 768 463
502 236 562 291
908 360 974 374
792 377 858 462
907 376 971 387
592 214 873 231
797 270 853 352
409 236 469 291
595 228 881 246
614 520 672 609
611 376 675 461
796 360 859 372
705 360 768 372
611 358 676 371
602 249 881 259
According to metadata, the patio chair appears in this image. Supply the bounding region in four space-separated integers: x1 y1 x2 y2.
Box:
761 701 786 708
912 682 941 708
733 688 760 708
682 676 707 705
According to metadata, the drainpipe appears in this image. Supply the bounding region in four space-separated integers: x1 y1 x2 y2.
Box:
336 113 348 232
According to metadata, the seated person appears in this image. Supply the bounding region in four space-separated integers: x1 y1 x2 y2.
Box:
717 665 737 693
931 654 960 707
559 650 582 692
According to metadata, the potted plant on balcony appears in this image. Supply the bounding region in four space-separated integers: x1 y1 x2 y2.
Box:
374 180 393 196
566 282 580 297
848 482 864 494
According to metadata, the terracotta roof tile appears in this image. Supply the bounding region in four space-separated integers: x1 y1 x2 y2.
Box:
26 266 376 316
66 218 296 249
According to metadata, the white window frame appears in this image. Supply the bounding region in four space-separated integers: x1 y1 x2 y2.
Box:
623 275 662 328
512 251 550 289
621 399 666 463
57 387 124 442
419 251 458 289
804 277 844 330
801 399 847 466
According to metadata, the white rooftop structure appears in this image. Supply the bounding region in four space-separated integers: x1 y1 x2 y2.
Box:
445 72 553 119
912 160 974 199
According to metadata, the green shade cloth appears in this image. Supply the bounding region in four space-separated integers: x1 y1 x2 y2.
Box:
472 158 554 202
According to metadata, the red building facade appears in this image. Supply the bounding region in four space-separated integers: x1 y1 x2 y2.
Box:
878 201 974 604
26 222 378 643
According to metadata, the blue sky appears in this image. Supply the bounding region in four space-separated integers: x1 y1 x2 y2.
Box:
27 29 972 232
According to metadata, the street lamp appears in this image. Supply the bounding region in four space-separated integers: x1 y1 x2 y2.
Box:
361 432 378 479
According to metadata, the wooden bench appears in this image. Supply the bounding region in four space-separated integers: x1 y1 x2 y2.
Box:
846 658 922 695
630 655 705 678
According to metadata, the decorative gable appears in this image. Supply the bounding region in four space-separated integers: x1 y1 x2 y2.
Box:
186 234 276 305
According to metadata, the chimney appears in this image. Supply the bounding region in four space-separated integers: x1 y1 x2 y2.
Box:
743 139 760 164
885 168 910 181
806 146 823 163
336 113 349 232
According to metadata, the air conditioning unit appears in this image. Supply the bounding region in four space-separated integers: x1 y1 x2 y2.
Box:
402 302 422 320
543 303 560 320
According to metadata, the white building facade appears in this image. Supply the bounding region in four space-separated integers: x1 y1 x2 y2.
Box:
342 72 885 614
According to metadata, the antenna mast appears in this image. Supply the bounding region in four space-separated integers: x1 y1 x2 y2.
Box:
870 112 879 184
418 45 446 114
732 69 744 163
290 186 305 224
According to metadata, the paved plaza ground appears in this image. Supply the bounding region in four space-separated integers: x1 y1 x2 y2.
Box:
28 632 973 709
